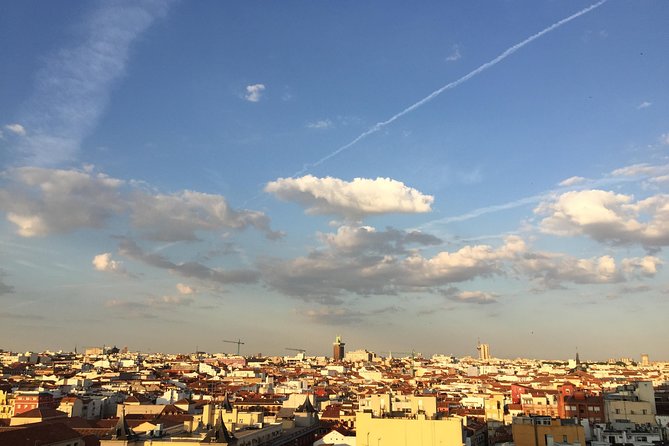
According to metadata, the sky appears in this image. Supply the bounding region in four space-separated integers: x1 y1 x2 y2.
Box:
1 1 668 360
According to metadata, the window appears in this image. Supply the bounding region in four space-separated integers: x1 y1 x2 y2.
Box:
642 409 647 415
615 409 620 414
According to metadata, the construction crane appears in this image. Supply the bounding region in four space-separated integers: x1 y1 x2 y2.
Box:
285 347 307 353
222 339 245 356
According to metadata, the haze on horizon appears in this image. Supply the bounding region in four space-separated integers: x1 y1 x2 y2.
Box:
1 1 668 361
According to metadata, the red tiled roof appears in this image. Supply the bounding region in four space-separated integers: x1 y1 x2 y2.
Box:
13 408 68 419
0 422 82 446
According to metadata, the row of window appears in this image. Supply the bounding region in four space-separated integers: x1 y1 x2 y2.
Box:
566 405 601 412
614 408 648 415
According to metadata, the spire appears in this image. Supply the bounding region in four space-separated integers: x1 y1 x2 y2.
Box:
222 393 233 411
296 395 316 413
112 408 138 440
214 409 236 443
192 418 206 436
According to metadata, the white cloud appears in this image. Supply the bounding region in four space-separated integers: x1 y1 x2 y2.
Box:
0 167 279 241
265 175 434 220
0 167 125 237
535 189 669 248
12 2 172 166
319 225 441 256
662 133 669 145
516 250 662 290
4 123 26 136
442 287 498 304
400 236 524 286
130 190 281 241
306 119 333 129
621 256 662 277
261 228 660 301
176 283 196 295
119 238 259 285
637 101 652 109
649 175 669 185
517 252 623 289
611 163 669 178
148 294 194 307
245 83 266 102
259 233 521 301
558 176 587 187
92 252 125 274
446 44 461 62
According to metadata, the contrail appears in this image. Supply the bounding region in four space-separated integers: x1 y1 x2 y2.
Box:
419 169 641 232
295 0 608 176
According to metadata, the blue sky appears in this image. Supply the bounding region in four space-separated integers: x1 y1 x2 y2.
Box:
1 0 668 360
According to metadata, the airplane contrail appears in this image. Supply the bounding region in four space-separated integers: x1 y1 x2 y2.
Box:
295 0 608 176
419 170 641 233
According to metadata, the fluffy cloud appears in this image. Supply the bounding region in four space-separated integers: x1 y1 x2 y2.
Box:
4 123 26 136
535 189 669 248
518 253 621 289
260 232 521 301
0 167 125 237
176 283 196 295
130 190 281 241
400 236 523 286
515 251 661 290
441 287 498 304
0 167 278 241
621 256 662 277
92 252 125 274
262 227 661 301
245 84 266 102
319 225 442 256
265 175 434 219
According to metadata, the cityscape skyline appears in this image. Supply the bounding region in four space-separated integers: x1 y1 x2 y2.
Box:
0 339 660 365
1 1 668 359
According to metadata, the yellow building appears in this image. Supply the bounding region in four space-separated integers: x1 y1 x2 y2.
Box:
484 393 506 422
604 399 656 425
0 390 13 419
202 399 264 431
512 416 585 446
356 411 463 446
359 394 438 419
